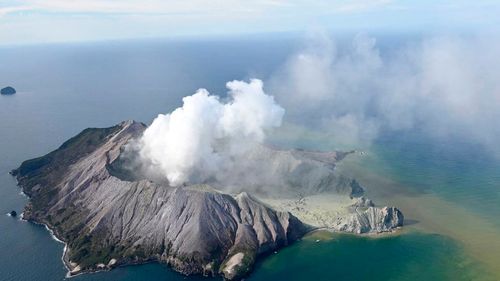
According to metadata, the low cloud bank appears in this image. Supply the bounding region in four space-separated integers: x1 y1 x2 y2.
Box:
269 32 500 152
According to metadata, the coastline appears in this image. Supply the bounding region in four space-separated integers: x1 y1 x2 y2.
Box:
302 227 406 242
337 152 500 280
19 214 75 277
13 177 116 278
23 211 121 278
12 184 84 277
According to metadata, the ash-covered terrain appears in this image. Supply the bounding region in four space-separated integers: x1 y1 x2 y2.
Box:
12 120 403 280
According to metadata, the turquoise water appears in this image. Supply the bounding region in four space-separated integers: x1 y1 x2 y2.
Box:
370 132 500 228
1 38 499 281
251 232 484 281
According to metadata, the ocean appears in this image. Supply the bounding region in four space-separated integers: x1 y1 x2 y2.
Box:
1 36 499 281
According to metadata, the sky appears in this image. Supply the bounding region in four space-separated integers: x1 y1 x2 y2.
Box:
1 0 500 45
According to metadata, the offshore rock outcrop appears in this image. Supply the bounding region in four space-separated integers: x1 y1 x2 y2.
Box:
1 86 16 95
12 120 403 280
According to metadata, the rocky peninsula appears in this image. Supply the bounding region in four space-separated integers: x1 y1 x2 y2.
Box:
12 120 403 280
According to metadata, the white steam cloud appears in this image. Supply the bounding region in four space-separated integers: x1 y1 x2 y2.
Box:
269 31 500 152
139 79 284 186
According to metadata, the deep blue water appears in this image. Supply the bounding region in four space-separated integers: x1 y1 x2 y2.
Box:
1 37 499 281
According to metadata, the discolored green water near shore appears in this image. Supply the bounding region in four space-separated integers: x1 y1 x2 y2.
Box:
333 134 500 280
250 231 487 281
270 127 500 281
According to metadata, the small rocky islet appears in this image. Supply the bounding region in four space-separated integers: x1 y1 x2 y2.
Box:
11 120 403 280
1 86 16 95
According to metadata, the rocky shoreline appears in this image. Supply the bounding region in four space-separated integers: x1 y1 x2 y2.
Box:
12 120 403 280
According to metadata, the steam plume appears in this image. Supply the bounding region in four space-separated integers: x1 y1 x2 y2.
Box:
139 79 284 186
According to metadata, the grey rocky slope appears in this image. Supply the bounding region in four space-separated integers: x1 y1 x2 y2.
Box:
206 144 364 197
12 120 403 280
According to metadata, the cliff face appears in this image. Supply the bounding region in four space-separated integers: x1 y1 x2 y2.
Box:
12 121 308 280
332 206 404 234
12 120 403 280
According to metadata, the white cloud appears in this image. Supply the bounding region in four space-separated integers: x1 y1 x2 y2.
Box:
0 0 290 16
269 32 500 152
1 1 500 47
138 79 284 186
335 0 394 13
